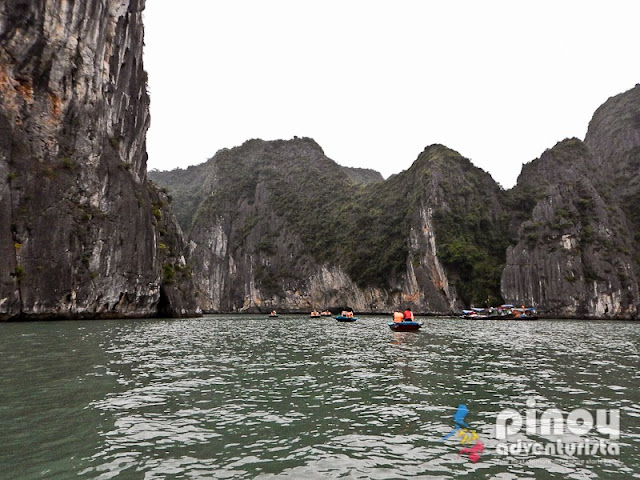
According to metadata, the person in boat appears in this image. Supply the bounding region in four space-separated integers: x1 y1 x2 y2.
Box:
403 308 414 321
346 310 353 318
270 310 277 316
393 310 403 323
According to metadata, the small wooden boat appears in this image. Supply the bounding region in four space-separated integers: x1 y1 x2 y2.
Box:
335 315 358 322
460 308 489 320
310 311 322 318
320 310 332 317
512 308 539 320
269 311 279 318
388 321 422 331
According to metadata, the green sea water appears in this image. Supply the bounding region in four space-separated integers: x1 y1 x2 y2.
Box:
0 316 638 479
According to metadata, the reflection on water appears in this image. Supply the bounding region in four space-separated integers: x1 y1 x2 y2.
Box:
0 316 638 479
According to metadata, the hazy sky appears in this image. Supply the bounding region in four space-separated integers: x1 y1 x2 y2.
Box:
143 1 640 188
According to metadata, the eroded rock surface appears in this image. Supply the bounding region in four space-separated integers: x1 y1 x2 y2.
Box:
0 0 199 319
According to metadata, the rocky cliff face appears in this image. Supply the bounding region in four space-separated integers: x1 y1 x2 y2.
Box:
501 86 640 318
152 139 510 314
7 5 636 320
152 86 640 319
406 145 509 309
0 0 199 319
501 139 638 317
180 138 400 313
585 85 640 253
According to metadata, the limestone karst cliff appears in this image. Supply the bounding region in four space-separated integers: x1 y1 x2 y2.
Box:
150 138 508 314
501 138 639 318
501 85 640 318
2 0 637 320
0 0 199 319
152 86 640 319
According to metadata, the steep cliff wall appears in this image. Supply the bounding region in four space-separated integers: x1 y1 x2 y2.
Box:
501 138 638 317
584 85 640 169
500 86 640 319
506 152 639 323
585 85 640 263
406 145 509 309
153 139 511 314
0 0 199 319
183 138 397 313
150 80 640 319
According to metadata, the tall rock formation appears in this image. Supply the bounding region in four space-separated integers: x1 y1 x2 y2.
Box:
0 0 199 319
585 84 640 247
151 138 508 314
501 85 640 318
152 85 640 319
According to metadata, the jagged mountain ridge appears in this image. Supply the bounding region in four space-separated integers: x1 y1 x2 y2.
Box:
1 0 636 319
153 85 640 318
149 140 383 233
151 139 509 314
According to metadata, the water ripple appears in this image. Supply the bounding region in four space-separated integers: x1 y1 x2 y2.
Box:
1 316 639 479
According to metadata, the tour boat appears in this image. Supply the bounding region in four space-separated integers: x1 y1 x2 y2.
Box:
460 305 538 320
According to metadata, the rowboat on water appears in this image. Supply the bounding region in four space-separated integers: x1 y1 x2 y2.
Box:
335 310 357 322
388 321 422 331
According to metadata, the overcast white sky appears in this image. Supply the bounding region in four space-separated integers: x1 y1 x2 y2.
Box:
143 1 640 188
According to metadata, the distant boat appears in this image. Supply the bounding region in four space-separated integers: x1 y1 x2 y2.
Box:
460 308 489 320
310 311 322 318
320 310 332 317
512 307 539 320
269 311 279 318
460 305 538 320
335 315 358 322
388 321 422 331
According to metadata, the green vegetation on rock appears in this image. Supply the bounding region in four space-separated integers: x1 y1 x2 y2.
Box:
152 139 510 301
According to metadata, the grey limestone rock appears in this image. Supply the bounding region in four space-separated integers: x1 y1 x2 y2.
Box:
501 84 640 319
0 0 199 319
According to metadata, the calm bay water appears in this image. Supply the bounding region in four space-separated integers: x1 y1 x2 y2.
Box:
0 316 638 479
